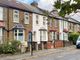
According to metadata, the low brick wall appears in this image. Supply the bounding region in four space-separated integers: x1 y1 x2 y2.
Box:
63 41 73 47
54 40 63 48
47 40 63 49
47 42 54 49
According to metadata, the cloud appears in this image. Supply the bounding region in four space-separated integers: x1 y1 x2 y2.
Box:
38 0 56 11
18 0 56 11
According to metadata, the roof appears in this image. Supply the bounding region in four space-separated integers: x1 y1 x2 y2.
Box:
0 0 32 12
20 2 44 15
0 0 45 15
12 23 25 29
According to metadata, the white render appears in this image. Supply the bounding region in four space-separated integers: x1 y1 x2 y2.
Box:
59 20 68 41
32 13 48 44
0 28 3 44
59 20 63 40
0 7 3 20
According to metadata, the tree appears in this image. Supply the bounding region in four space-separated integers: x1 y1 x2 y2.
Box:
54 0 80 17
68 32 79 44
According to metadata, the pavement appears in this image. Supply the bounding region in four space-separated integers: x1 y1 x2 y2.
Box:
0 45 75 60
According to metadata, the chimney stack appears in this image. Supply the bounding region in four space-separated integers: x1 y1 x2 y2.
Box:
31 1 38 7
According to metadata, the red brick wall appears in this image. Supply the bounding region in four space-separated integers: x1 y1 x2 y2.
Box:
54 40 63 48
47 40 63 49
47 42 54 49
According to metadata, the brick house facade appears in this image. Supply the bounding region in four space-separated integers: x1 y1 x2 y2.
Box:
0 0 80 51
0 0 32 48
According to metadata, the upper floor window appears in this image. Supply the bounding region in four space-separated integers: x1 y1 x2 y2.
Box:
63 21 68 29
0 7 3 20
24 12 29 24
54 19 58 27
43 17 46 25
49 19 52 27
13 10 19 23
36 15 39 24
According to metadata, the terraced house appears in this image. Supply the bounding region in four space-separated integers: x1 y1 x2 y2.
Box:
68 18 80 33
0 0 80 52
0 0 32 48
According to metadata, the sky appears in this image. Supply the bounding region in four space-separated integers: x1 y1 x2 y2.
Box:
18 0 56 11
17 0 80 22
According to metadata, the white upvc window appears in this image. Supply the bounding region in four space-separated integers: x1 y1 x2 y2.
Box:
43 31 46 40
50 32 57 41
63 21 68 29
24 12 29 24
40 31 47 41
40 31 42 41
36 15 39 24
43 17 46 25
33 31 36 41
49 19 52 27
0 7 3 20
63 32 68 40
14 29 24 41
0 28 3 44
13 9 19 23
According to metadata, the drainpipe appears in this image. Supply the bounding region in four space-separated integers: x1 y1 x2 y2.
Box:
54 32 55 48
63 21 65 47
7 8 9 42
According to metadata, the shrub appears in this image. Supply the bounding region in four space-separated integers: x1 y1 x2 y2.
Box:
0 44 3 54
68 32 79 44
0 40 21 54
2 43 16 54
11 40 21 52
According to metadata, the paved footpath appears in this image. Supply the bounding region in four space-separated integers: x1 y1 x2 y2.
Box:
0 45 75 60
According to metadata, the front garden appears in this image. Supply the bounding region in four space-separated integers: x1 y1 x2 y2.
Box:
0 40 21 54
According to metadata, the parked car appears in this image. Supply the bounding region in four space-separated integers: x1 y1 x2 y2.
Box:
76 36 80 48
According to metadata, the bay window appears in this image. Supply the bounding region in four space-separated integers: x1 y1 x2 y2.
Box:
50 32 57 41
40 31 47 41
63 32 68 40
14 29 24 41
0 28 3 44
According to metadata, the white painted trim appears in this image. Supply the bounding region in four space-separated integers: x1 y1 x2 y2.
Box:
24 12 29 24
13 9 19 23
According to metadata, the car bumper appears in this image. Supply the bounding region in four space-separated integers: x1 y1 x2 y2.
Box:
76 44 80 48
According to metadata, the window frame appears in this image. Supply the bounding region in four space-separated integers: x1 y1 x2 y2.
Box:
36 15 39 24
14 29 25 41
43 17 46 25
40 31 47 41
24 12 29 24
0 28 3 44
13 9 19 23
0 7 3 21
63 32 68 40
50 32 57 41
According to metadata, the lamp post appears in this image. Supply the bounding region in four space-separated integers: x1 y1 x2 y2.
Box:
29 31 33 56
